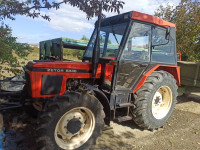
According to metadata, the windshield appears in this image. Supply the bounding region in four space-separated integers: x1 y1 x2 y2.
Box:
84 22 128 59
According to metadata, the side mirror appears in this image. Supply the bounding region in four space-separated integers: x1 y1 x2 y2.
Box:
165 27 171 40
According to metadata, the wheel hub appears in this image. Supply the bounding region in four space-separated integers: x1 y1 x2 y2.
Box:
66 118 82 134
54 107 95 150
154 96 162 105
153 92 162 107
152 86 172 119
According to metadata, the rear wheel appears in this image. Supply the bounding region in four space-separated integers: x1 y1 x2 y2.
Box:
36 91 105 150
132 71 178 130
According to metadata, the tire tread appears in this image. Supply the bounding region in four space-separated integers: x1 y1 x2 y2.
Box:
132 71 178 130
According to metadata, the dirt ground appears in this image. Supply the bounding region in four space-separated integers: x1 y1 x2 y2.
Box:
2 94 200 150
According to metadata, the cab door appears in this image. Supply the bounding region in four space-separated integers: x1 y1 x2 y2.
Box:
114 22 152 91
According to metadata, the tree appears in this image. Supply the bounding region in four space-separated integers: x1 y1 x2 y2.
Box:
154 0 200 61
0 25 32 79
0 0 125 22
0 0 125 79
81 35 89 41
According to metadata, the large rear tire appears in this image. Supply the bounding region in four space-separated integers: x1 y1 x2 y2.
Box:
132 71 178 130
36 91 105 150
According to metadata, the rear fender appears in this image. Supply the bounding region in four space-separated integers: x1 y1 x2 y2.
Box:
81 83 110 125
133 65 180 93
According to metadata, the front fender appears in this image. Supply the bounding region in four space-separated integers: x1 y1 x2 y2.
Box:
81 83 110 125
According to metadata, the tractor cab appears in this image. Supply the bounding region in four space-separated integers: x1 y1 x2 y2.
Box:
83 11 177 108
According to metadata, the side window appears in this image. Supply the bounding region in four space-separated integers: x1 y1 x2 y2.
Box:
152 27 176 64
121 22 151 62
100 25 124 58
84 30 97 57
104 32 123 58
84 23 128 58
99 31 106 56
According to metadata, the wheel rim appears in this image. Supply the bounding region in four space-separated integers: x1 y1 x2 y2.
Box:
152 86 173 119
54 107 95 150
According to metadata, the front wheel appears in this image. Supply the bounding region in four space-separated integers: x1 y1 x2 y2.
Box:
36 91 105 150
132 71 178 130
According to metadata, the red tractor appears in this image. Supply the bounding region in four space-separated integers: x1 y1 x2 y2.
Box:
1 11 180 150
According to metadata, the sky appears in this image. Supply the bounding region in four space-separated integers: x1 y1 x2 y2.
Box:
4 0 180 44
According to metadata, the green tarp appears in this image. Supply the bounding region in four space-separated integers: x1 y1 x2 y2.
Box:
39 38 87 60
178 61 200 87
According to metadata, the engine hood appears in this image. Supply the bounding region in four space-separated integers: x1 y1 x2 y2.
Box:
27 61 92 71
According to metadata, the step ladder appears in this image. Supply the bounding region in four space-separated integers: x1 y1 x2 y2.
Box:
114 102 135 122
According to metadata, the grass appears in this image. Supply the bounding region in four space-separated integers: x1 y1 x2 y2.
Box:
63 48 84 61
169 139 175 147
27 46 40 60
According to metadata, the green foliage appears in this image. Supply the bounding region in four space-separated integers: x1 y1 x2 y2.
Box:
154 0 200 62
0 0 125 22
100 35 112 44
0 25 32 79
63 48 85 61
81 35 89 41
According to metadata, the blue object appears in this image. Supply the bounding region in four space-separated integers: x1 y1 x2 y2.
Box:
0 127 5 150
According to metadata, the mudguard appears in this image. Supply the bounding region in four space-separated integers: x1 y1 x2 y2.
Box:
133 65 181 93
81 83 111 125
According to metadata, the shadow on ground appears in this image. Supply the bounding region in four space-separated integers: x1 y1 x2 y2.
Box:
177 94 200 104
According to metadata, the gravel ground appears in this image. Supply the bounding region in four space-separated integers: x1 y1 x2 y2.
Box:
2 94 200 150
